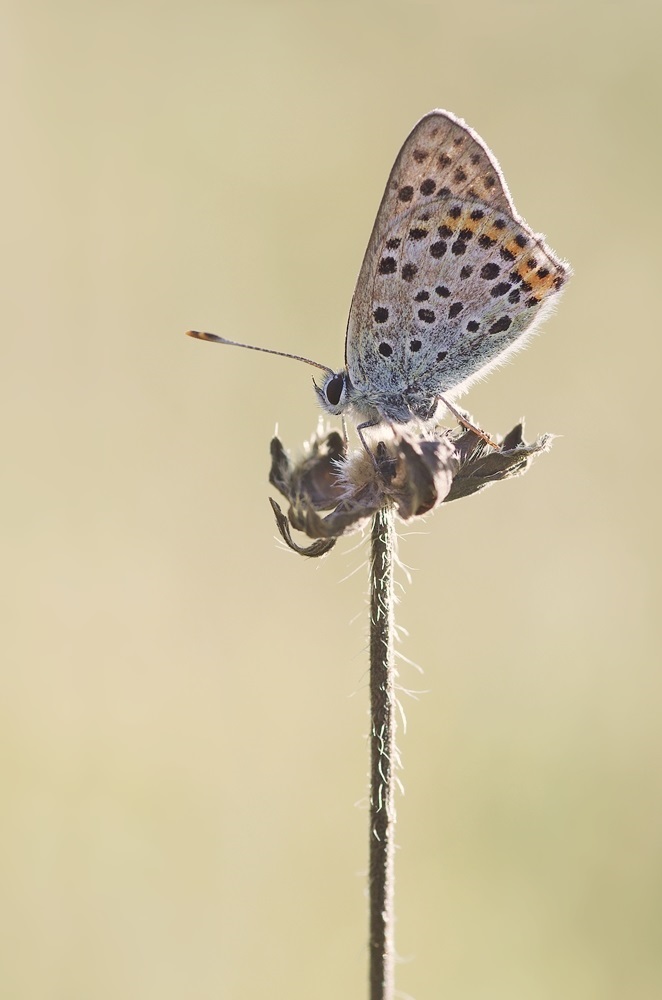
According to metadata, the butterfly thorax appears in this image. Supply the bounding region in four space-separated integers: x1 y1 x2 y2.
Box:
317 369 438 425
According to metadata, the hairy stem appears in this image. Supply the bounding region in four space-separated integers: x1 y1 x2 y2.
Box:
368 505 397 1000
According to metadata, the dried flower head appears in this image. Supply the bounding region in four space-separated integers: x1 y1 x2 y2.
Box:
269 420 552 557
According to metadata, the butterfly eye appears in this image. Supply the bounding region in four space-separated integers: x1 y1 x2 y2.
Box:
324 373 345 407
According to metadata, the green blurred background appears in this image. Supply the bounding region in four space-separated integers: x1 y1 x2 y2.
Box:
3 1 661 997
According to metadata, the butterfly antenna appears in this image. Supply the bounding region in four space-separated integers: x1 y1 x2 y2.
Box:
186 331 334 375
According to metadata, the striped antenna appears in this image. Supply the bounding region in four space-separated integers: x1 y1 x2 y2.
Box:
186 331 334 375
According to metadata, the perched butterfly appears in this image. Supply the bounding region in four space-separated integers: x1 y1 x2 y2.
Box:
188 110 569 445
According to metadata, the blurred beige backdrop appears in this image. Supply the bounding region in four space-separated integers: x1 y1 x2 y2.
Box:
3 1 661 998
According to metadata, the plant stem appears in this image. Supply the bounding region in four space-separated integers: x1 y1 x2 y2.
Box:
368 505 397 1000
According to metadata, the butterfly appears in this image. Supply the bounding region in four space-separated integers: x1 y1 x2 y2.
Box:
188 110 569 446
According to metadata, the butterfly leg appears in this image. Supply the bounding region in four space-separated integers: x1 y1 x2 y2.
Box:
436 394 499 450
359 419 402 478
356 419 404 482
356 419 380 462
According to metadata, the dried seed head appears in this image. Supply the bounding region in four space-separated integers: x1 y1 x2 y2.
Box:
269 421 552 556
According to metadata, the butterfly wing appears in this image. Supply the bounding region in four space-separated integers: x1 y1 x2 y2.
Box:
345 110 569 417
